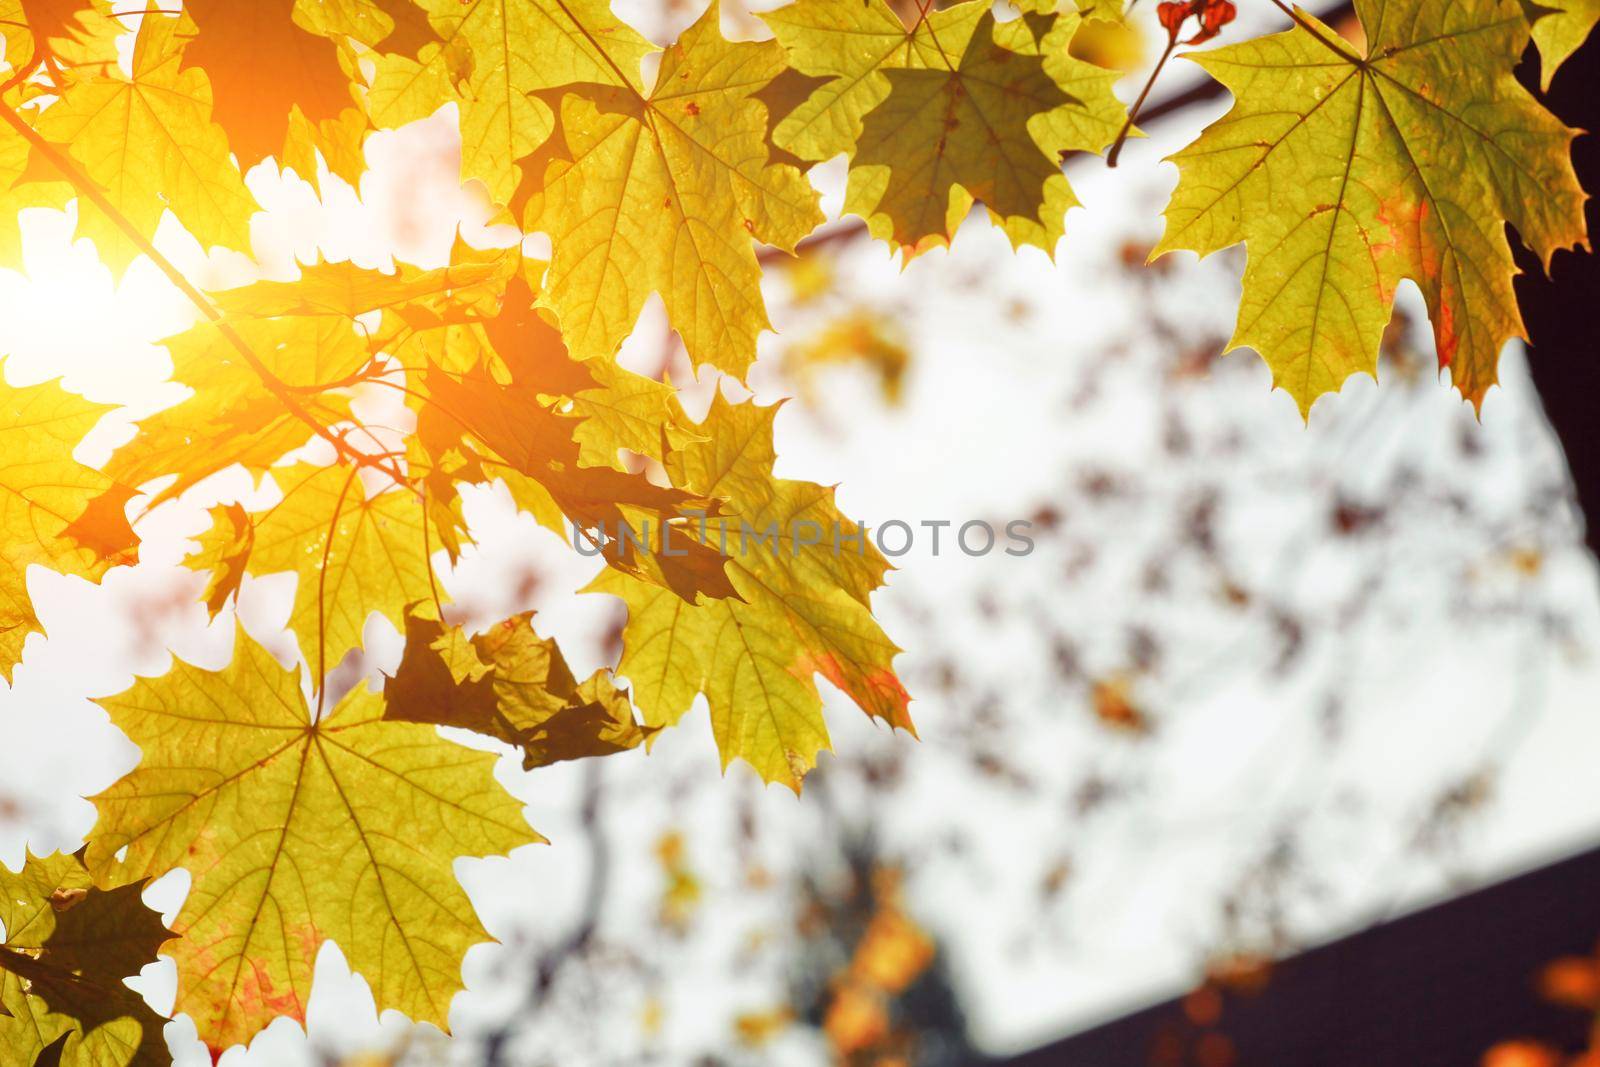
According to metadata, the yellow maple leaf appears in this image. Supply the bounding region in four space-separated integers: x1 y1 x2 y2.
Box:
365 0 655 207
1154 0 1589 415
0 852 172 1067
111 256 521 523
592 392 910 791
191 502 252 620
569 356 690 470
214 252 711 595
293 0 440 59
193 463 437 681
281 104 371 194
848 9 1123 256
522 2 824 376
0 372 138 682
85 632 541 1058
0 0 123 78
33 11 256 271
212 255 506 322
0 96 71 265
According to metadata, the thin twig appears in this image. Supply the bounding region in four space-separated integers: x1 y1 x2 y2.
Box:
1108 35 1178 168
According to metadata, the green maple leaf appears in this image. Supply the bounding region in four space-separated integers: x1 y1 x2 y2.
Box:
763 0 1123 258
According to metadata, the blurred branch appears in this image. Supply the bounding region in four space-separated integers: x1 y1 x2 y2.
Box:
482 761 610 1067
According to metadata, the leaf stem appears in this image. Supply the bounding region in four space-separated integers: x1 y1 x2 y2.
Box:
1107 36 1177 168
313 467 359 709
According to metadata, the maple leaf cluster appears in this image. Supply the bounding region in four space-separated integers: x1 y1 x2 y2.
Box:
0 0 1587 1062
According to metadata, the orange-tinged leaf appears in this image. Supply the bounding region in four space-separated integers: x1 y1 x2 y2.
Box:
1539 955 1600 1009
191 502 252 620
180 0 355 167
1089 675 1149 735
1154 0 1589 415
1482 1043 1563 1067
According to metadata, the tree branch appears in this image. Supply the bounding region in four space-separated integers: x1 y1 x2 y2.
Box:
483 760 610 1067
0 100 414 491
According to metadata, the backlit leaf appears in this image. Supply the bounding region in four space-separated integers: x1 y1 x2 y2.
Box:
1154 0 1588 414
34 12 256 270
179 0 355 167
593 392 910 791
385 611 656 769
365 0 654 206
85 633 541 1058
1530 0 1600 88
191 463 437 679
522 2 823 375
0 372 138 682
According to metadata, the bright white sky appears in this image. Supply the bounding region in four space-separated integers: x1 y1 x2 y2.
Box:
1 3 1598 1065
